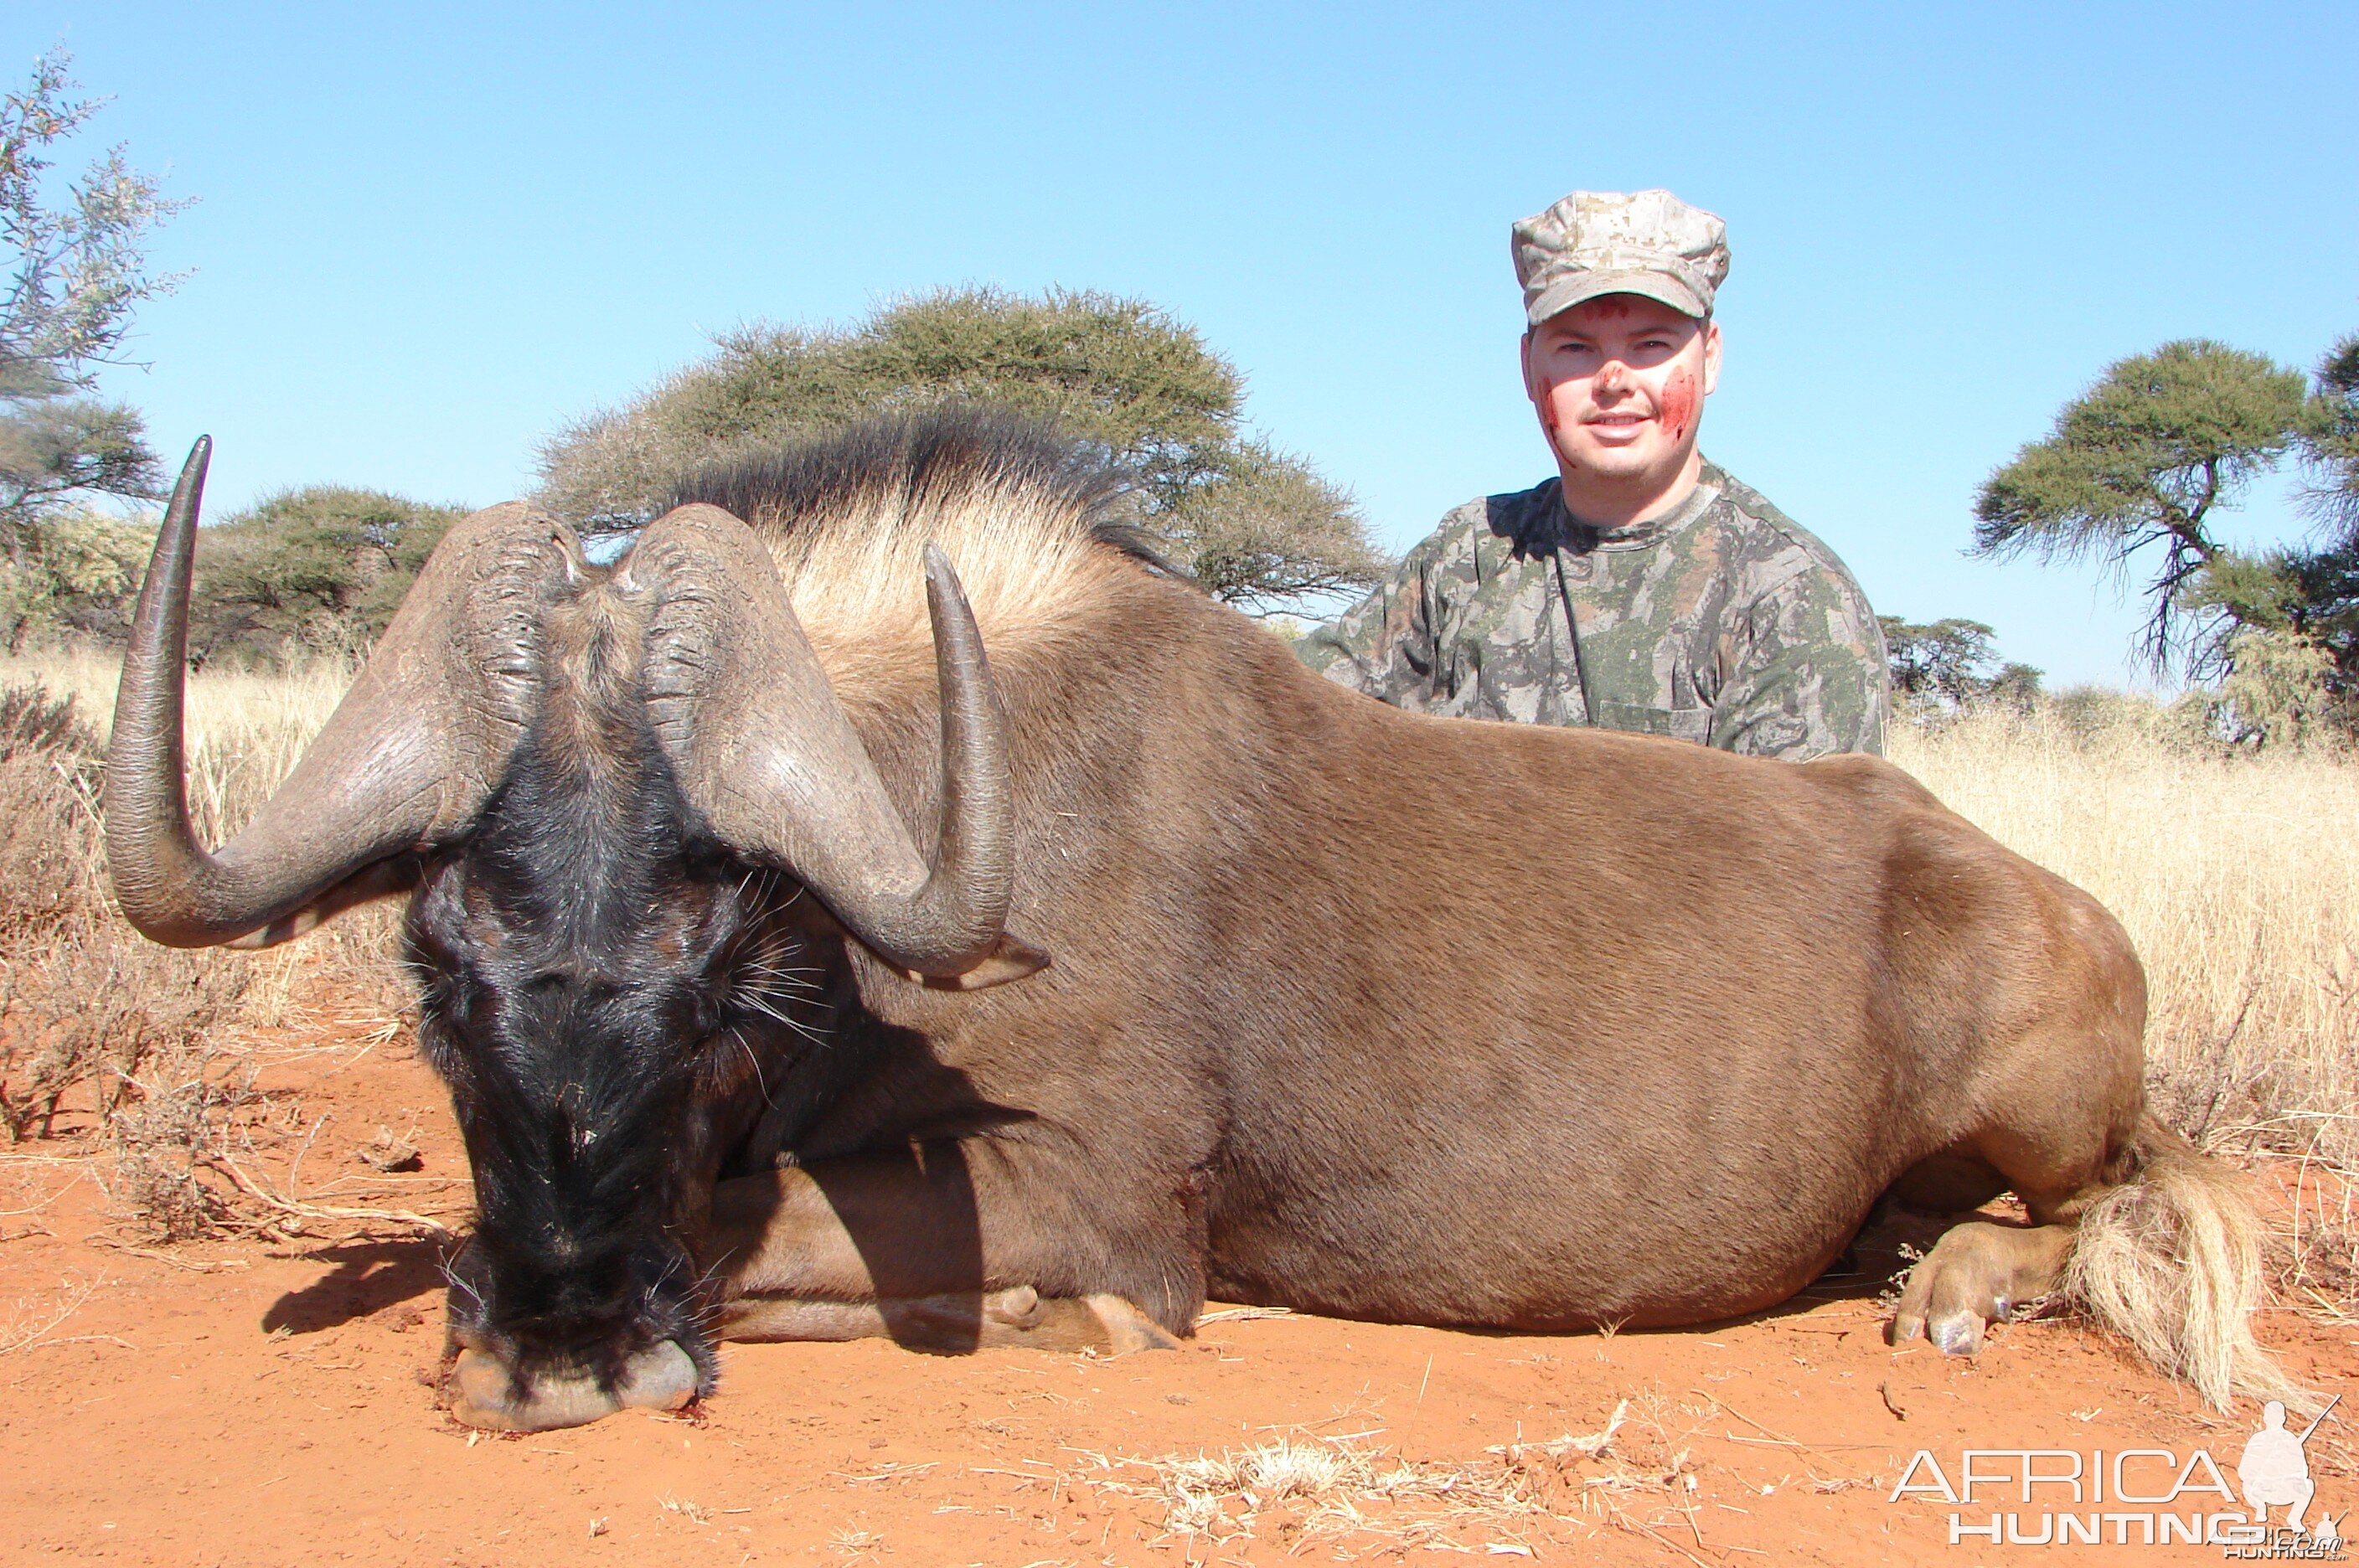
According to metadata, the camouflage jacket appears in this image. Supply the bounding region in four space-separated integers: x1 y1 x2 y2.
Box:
1296 462 1887 758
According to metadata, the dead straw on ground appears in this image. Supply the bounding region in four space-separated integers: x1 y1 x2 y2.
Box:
0 648 423 1243
1084 1386 1759 1558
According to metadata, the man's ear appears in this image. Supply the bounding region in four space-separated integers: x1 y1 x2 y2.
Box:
1701 319 1724 397
1519 328 1541 402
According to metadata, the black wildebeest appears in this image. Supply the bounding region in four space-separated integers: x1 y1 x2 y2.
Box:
106 415 2299 1431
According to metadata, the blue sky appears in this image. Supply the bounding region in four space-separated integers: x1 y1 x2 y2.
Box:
11 2 2354 688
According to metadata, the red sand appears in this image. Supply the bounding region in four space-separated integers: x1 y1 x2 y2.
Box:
2 1016 2351 1565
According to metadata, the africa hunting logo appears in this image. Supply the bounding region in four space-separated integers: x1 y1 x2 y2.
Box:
1886 1395 2344 1555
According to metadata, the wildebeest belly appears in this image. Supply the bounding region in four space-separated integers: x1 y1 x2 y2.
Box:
1197 1025 1918 1329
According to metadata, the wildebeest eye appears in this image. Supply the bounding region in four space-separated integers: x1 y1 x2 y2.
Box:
400 948 460 1018
712 918 827 1041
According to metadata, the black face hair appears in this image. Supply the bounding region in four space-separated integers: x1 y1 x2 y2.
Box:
414 407 1133 1389
408 645 824 1387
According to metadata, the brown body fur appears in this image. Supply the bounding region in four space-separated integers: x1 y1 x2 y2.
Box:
677 436 2284 1410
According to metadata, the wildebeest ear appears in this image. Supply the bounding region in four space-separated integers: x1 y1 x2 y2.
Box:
782 898 1050 991
219 856 425 950
898 930 1050 992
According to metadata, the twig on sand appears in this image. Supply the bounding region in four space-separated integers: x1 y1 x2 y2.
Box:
2303 1287 2359 1327
0 1274 105 1354
1487 1400 1629 1463
199 1151 455 1238
1196 1306 1296 1323
1686 1390 1856 1470
1623 1519 1716 1568
84 1235 250 1271
0 1172 85 1216
1591 1489 1716 1568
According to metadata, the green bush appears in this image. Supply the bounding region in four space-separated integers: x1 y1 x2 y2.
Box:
537 286 1388 614
183 486 466 668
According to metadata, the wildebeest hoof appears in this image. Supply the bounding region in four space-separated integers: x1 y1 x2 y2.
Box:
1927 1313 1985 1356
1084 1292 1182 1354
449 1340 699 1431
1887 1219 2074 1360
984 1284 1043 1328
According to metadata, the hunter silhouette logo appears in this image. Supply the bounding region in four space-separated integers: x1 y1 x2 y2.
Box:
2240 1398 2336 1535
1886 1392 2345 1551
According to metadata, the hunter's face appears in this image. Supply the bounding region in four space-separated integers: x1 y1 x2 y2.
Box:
1521 293 1721 492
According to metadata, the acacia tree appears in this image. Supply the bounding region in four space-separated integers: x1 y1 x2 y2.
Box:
538 286 1388 614
2181 337 2359 729
182 487 466 667
1878 615 2042 714
1970 339 2310 676
2301 331 2359 544
0 49 184 646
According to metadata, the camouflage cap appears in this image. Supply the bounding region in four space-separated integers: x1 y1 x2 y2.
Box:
1510 189 1730 325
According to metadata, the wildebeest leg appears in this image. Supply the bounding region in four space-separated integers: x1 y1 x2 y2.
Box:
1888 1220 2077 1354
1888 1091 2136 1355
699 1151 1182 1355
719 1286 1174 1354
1892 896 2145 1359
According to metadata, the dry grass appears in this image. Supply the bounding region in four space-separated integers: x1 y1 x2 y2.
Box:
0 644 354 756
1103 1431 1553 1550
0 1273 104 1355
0 687 250 1165
0 645 408 1027
1093 1390 1720 1555
0 647 410 1241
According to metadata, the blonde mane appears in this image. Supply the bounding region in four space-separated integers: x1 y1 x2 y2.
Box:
668 412 1163 678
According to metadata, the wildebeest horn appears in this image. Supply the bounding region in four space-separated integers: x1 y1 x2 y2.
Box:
630 503 1040 984
106 439 576 948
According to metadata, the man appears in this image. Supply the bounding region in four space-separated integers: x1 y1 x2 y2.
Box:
1298 189 1887 758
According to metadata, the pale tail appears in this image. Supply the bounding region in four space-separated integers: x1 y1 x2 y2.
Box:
2062 1117 2318 1413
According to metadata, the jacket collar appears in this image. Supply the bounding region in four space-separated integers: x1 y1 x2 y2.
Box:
1544 462 1724 554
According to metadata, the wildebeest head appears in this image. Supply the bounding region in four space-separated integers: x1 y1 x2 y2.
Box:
104 440 1045 1430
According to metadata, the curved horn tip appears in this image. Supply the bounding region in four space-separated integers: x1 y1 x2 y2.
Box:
921 544 980 622
168 436 213 507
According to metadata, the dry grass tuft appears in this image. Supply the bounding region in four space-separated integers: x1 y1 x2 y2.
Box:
0 646 410 1027
2273 1158 2358 1323
103 1043 257 1241
1098 1393 1710 1553
0 1273 104 1355
1102 1431 1550 1548
0 649 414 1242
0 685 252 1160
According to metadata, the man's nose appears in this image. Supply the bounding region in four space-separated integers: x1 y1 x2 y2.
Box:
1594 359 1628 393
